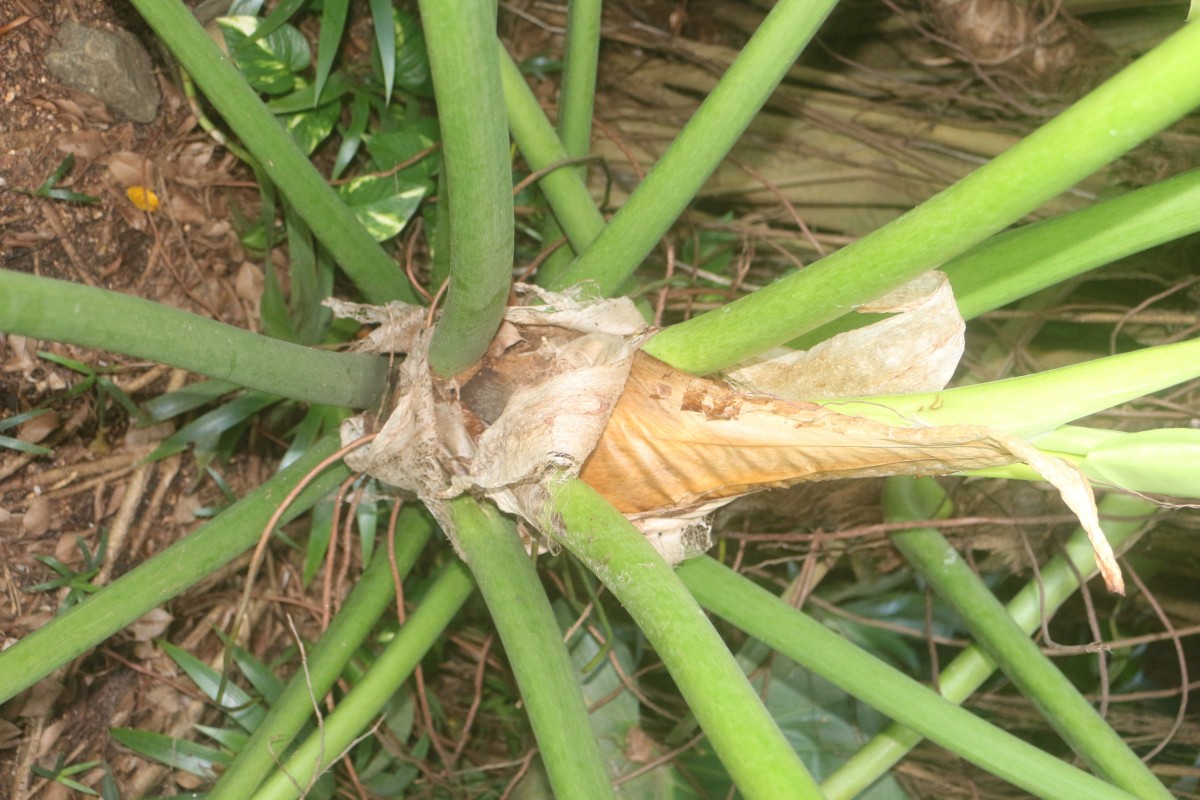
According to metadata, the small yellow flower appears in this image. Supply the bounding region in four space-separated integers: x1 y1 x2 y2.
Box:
127 186 160 212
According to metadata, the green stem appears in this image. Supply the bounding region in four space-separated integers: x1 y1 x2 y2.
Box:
532 0 603 284
450 496 615 800
947 166 1200 320
421 0 515 377
645 21 1200 374
130 0 415 305
548 0 839 295
0 434 350 704
249 561 476 800
677 557 1140 800
792 167 1200 350
500 44 605 255
547 478 824 799
0 271 388 409
886 477 1171 800
209 509 432 799
822 492 1157 800
556 0 602 161
835 337 1200 441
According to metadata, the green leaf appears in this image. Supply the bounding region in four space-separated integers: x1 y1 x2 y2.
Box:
159 641 266 733
142 380 239 423
364 117 440 180
314 0 349 104
0 434 52 455
259 259 297 343
393 9 430 94
303 499 335 586
281 201 333 345
0 407 50 433
146 391 282 462
332 91 372 180
219 17 311 95
17 154 101 204
1081 429 1200 499
369 0 396 99
283 101 341 155
266 72 352 114
194 724 250 753
0 408 54 454
336 175 426 242
110 728 228 778
243 0 304 40
229 644 287 704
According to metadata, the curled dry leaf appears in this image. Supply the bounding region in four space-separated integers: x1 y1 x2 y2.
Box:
724 271 964 398
334 277 1122 592
102 150 157 188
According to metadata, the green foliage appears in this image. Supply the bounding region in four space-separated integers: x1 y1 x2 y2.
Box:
31 754 105 795
0 408 53 455
15 153 100 204
31 532 108 613
40 351 147 429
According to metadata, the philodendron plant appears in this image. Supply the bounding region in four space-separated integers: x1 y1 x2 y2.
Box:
2 1 1199 798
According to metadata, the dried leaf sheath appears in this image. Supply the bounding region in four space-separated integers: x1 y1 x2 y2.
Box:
330 283 1123 593
580 352 1123 593
583 352 1011 514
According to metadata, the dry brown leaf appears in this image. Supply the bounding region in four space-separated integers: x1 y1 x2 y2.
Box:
18 410 58 444
102 151 156 188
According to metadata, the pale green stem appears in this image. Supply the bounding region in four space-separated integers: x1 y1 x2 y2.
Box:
646 21 1200 374
677 557 1141 800
249 561 476 800
791 167 1200 351
422 0 515 377
535 0 603 282
886 477 1171 800
546 477 825 799
208 510 433 799
548 0 840 295
499 44 605 255
822 491 1157 799
0 435 350 704
0 271 387 409
450 496 615 800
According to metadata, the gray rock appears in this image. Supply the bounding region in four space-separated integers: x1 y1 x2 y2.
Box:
45 21 160 123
